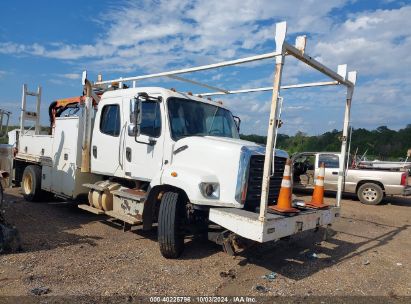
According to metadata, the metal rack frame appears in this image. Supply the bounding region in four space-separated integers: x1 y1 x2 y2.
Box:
0 109 11 138
91 21 357 222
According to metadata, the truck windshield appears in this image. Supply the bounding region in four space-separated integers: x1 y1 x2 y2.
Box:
167 97 240 141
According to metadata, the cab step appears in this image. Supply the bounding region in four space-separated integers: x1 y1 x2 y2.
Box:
112 188 146 202
78 204 105 215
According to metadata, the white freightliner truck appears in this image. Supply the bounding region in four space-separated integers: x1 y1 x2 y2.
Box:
2 22 357 258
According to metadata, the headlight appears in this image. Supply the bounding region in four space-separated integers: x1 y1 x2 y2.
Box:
199 182 219 199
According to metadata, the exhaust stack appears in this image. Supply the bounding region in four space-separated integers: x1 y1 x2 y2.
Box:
81 71 92 173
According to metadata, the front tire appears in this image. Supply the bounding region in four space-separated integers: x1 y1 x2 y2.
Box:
22 165 42 202
158 191 185 259
357 183 383 205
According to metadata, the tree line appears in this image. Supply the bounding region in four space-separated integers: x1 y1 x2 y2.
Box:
240 124 411 160
2 124 410 160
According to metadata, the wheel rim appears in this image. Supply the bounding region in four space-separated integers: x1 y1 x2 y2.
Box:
23 173 32 195
362 187 377 202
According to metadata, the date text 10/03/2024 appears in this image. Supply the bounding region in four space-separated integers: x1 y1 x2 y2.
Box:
149 296 257 303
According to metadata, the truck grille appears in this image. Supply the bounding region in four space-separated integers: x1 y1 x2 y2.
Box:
244 155 286 211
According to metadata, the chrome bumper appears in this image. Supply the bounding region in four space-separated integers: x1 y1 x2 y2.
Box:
403 186 411 196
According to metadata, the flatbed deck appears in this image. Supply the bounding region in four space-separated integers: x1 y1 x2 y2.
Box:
209 206 340 243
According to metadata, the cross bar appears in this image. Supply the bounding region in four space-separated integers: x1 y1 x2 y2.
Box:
95 51 282 86
197 80 340 96
284 42 354 87
167 75 229 94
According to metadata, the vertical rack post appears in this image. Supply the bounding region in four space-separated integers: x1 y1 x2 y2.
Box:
259 22 287 222
4 112 9 136
20 84 27 132
35 86 42 135
0 110 3 135
337 71 357 206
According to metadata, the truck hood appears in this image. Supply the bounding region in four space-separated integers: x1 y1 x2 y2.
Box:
173 136 288 159
165 136 288 208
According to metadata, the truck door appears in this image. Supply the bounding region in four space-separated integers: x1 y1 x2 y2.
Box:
317 153 340 190
91 99 124 176
123 96 164 181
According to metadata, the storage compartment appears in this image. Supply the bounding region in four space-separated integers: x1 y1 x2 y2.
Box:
41 166 52 191
112 189 145 220
18 133 53 161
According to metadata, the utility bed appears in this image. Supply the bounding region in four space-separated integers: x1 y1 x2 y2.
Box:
13 117 101 198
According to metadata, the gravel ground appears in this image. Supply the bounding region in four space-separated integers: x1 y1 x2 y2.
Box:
0 187 410 298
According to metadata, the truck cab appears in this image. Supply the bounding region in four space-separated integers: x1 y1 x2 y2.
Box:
89 87 287 209
292 152 340 191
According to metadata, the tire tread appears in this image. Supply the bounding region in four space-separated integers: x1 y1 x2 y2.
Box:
158 191 184 258
22 165 42 202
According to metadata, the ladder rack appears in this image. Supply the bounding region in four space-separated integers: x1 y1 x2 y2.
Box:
84 21 357 222
0 109 11 138
20 84 42 134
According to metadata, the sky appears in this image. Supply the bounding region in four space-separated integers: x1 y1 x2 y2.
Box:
0 0 410 136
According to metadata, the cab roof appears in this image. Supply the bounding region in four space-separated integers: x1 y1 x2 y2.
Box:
100 87 230 110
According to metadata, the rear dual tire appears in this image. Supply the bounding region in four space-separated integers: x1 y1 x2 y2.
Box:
22 165 42 202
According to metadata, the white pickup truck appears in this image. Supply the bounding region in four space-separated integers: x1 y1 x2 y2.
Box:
292 152 411 205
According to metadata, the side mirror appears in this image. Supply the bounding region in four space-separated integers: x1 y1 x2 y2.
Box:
136 98 142 138
128 97 142 137
233 116 241 132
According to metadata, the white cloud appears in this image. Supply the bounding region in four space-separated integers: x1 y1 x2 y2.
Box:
0 42 45 56
59 73 81 80
313 6 411 77
0 0 348 64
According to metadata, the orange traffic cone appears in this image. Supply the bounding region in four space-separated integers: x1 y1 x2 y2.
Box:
269 159 300 214
306 162 328 209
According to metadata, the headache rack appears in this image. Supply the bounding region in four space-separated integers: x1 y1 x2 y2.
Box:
0 109 11 138
86 21 357 242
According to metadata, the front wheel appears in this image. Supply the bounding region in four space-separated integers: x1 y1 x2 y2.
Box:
357 183 384 205
158 191 186 259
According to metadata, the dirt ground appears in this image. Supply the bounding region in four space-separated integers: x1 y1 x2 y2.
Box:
0 187 410 298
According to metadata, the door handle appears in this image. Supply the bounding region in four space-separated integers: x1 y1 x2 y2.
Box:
92 146 97 158
332 171 338 175
126 147 132 162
